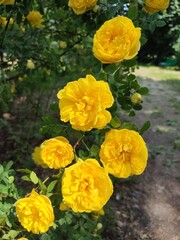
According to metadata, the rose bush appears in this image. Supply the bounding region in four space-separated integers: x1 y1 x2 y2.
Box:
15 189 54 234
99 129 148 178
61 159 113 212
93 16 141 64
57 74 114 131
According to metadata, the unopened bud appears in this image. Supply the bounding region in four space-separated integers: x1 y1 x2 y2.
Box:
27 59 35 70
59 41 67 49
131 93 142 104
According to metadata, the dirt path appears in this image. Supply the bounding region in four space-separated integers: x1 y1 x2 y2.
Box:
105 67 180 240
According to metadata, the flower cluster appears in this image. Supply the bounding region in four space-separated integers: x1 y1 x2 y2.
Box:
68 0 98 15
15 4 153 237
144 0 170 14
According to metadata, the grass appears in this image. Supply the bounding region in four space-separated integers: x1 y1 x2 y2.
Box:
135 65 180 81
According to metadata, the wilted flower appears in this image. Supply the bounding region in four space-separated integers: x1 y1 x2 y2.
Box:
99 129 148 178
62 159 113 212
144 0 170 14
26 11 44 28
93 16 141 64
16 189 54 234
57 74 114 131
68 0 98 15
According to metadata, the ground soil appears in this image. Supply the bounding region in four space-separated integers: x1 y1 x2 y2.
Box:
105 67 180 240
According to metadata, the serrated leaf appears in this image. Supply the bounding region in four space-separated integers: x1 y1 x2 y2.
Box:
30 171 38 184
139 121 151 135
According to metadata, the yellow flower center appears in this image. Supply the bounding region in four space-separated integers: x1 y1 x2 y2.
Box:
76 96 94 112
118 143 132 162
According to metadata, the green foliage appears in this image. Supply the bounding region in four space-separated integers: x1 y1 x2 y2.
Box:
0 0 173 239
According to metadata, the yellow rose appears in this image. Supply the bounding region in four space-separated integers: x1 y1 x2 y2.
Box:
68 0 98 15
26 11 44 28
15 189 54 234
144 0 170 14
32 147 48 168
93 16 141 64
62 159 113 212
27 59 35 69
57 74 114 131
0 0 15 4
40 136 74 169
99 129 148 178
0 16 14 27
130 93 143 104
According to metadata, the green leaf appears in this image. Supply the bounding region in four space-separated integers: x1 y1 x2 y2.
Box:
21 175 31 182
30 171 39 184
121 122 138 131
114 68 124 82
137 87 149 95
139 121 151 135
4 161 13 171
2 230 20 240
103 64 119 75
129 111 136 117
122 59 137 67
133 104 143 110
38 179 47 192
127 4 138 20
47 180 58 193
8 176 14 184
127 74 136 81
110 116 121 128
90 145 100 157
156 20 166 27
